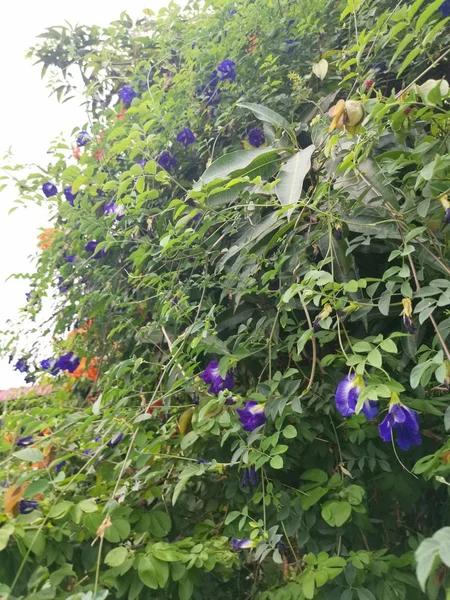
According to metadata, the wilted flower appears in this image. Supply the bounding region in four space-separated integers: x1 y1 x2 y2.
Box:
241 465 259 488
118 86 137 105
247 128 265 147
55 351 80 373
218 59 236 81
158 152 177 171
104 202 124 220
107 433 124 449
76 131 89 147
176 128 196 148
19 500 39 514
14 358 29 373
42 182 57 198
64 186 77 206
16 436 34 447
335 374 378 419
400 298 415 334
231 538 256 552
237 401 266 432
200 360 234 395
328 99 364 133
313 304 333 332
378 397 421 450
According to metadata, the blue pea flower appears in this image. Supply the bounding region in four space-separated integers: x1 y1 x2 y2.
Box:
287 18 295 29
157 152 177 171
231 538 255 552
217 59 236 82
247 128 265 148
85 240 107 259
237 401 266 432
241 465 259 488
442 208 450 224
440 0 450 16
55 352 80 373
42 182 57 198
16 436 34 447
176 128 196 148
200 360 234 395
379 400 421 451
104 202 124 220
136 159 147 168
285 39 299 54
76 131 90 147
118 86 137 105
64 186 78 206
65 254 77 263
41 358 60 375
107 433 124 449
229 9 237 15
196 458 211 465
335 374 378 420
14 358 29 373
19 500 39 515
57 276 72 293
55 461 66 473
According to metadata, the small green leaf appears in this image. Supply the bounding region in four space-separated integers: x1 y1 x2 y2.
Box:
12 448 44 462
367 348 382 368
270 455 283 469
283 425 297 439
105 546 128 567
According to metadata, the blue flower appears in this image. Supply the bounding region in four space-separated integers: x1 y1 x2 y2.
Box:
118 86 137 105
287 18 295 29
55 352 80 373
196 458 211 465
25 374 36 384
241 465 259 488
104 202 124 220
55 461 66 473
158 152 177 171
57 276 72 293
64 186 78 206
76 131 90 147
136 159 147 168
200 360 234 395
443 208 450 224
237 401 266 432
85 240 107 258
41 358 60 375
217 59 236 82
285 39 299 54
14 358 29 373
335 374 378 420
19 500 39 515
231 538 255 552
65 254 77 263
379 401 421 451
248 128 265 147
176 128 196 148
230 9 237 14
107 433 124 449
16 436 34 447
440 0 450 16
42 182 57 198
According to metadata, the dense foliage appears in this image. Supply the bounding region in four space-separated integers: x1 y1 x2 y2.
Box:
1 0 450 598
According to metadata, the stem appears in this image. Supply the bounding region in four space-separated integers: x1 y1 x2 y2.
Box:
298 293 317 392
94 535 105 596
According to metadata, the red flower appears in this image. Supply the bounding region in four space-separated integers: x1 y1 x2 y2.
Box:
365 79 374 89
146 399 163 415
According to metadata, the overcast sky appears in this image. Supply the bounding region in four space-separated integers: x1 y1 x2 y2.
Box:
0 0 174 388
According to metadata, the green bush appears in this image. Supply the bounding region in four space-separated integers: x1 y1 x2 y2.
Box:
1 0 450 598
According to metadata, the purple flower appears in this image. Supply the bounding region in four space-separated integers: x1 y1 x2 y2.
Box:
40 358 52 370
158 152 177 172
104 201 124 220
287 18 295 29
19 500 39 514
1 479 8 488
248 128 265 148
379 402 421 451
335 374 378 420
217 59 236 82
42 182 57 198
65 254 77 263
16 436 34 447
196 458 211 465
55 352 80 373
285 39 299 54
229 8 237 14
176 128 196 148
25 374 36 384
231 538 255 552
119 86 137 105
55 461 66 473
372 62 387 73
402 314 416 334
237 401 266 432
241 465 259 488
136 159 147 168
64 186 78 206
440 0 450 16
200 360 235 395
85 240 107 258
76 131 90 147
14 358 29 373
58 276 72 293
107 433 124 449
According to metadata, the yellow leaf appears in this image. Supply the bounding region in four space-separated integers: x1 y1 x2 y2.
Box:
312 59 328 81
178 408 194 435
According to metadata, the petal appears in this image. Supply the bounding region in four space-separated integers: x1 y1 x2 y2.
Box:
361 399 379 420
335 376 357 417
395 423 421 451
378 414 393 442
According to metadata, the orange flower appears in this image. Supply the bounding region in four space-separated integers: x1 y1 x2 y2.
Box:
72 147 81 160
71 358 99 381
37 228 56 250
95 148 105 161
248 34 258 54
117 108 127 121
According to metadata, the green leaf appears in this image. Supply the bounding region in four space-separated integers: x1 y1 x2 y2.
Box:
300 487 328 510
300 469 328 483
415 0 443 31
23 530 46 556
0 524 14 552
301 570 315 600
148 511 172 538
12 448 44 462
128 577 143 600
380 339 397 353
105 546 128 567
270 455 284 469
179 576 194 600
415 537 439 590
274 146 315 217
357 589 377 600
283 425 297 439
367 348 382 369
397 48 421 77
138 555 158 589
23 479 50 498
195 148 280 187
78 499 98 513
237 102 291 130
49 501 73 519
152 542 186 562
150 555 169 587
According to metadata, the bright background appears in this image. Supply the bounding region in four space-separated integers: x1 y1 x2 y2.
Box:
0 1 173 388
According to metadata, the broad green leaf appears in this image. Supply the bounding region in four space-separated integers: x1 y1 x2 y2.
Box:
237 101 291 130
138 555 158 589
12 448 44 462
105 546 128 567
274 145 315 218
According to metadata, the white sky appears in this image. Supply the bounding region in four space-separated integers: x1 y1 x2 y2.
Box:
0 0 174 388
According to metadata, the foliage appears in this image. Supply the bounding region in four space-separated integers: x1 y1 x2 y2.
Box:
1 0 450 598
